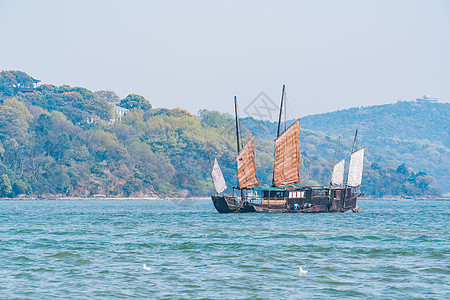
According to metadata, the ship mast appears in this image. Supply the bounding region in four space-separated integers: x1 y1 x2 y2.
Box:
234 96 240 153
207 151 217 195
343 129 358 202
277 85 285 137
272 85 301 187
273 85 285 186
346 129 358 187
330 136 340 186
351 129 358 155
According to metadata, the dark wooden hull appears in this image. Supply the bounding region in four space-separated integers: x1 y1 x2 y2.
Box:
211 195 240 213
211 189 360 213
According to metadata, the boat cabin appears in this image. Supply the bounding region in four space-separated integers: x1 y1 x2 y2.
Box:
239 186 352 210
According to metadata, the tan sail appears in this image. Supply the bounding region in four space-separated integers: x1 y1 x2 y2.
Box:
236 136 260 189
273 120 300 187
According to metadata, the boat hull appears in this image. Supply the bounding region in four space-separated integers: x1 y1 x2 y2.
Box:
211 195 240 213
211 191 360 213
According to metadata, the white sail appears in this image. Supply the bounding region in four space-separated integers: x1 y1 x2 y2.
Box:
347 148 365 187
212 158 227 194
331 159 345 186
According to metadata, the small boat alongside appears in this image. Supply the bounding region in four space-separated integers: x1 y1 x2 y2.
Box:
210 86 365 213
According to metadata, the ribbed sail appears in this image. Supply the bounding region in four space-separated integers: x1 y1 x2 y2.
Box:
273 120 300 187
236 136 260 188
331 159 345 186
347 147 365 187
212 158 227 194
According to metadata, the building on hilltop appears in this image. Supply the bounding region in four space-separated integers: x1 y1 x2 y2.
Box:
31 77 41 88
416 95 438 103
109 102 129 123
18 77 41 93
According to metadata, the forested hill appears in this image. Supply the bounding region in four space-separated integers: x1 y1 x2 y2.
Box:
301 101 449 144
0 70 446 198
241 101 449 193
301 101 449 193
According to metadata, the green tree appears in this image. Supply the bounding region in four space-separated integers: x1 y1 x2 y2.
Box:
416 175 435 193
198 109 232 128
0 140 5 158
12 180 30 196
120 94 151 110
94 90 120 103
396 163 409 175
0 174 12 197
0 98 33 141
371 162 381 171
87 130 129 162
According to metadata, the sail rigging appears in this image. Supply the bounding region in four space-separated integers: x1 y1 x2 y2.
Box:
273 120 300 187
211 158 227 194
347 147 365 187
236 136 260 189
331 159 345 186
210 87 364 214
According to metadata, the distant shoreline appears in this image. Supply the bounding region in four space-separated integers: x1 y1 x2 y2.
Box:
0 196 211 201
359 196 449 200
1 196 448 201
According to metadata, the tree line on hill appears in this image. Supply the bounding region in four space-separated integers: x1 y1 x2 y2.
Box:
0 70 442 198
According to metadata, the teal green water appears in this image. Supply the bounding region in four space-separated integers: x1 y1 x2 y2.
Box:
1 199 449 299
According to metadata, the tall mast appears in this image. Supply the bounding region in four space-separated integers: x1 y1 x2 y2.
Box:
332 136 340 170
344 129 359 200
330 136 340 186
284 87 287 132
207 151 213 172
351 129 358 154
277 85 285 137
234 96 240 153
207 151 217 195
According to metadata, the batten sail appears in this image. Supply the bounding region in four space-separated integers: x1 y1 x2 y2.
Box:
331 159 345 186
273 120 300 187
347 147 365 187
212 158 227 194
236 136 260 189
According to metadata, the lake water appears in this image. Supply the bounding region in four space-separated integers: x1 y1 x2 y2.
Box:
0 199 449 299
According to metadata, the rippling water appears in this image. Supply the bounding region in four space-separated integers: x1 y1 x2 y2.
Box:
1 199 449 299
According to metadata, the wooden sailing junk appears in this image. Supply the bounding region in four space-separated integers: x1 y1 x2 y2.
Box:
211 86 365 213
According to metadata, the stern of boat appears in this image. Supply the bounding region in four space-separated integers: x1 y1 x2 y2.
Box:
211 195 239 213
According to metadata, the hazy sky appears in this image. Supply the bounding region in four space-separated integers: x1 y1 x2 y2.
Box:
1 0 449 120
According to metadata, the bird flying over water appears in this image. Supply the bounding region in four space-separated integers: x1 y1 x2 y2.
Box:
299 267 309 276
143 264 152 271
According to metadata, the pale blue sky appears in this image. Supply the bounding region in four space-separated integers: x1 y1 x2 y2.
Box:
1 0 449 118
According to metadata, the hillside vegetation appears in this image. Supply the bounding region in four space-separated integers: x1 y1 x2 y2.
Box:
240 99 449 193
0 71 445 198
298 101 449 192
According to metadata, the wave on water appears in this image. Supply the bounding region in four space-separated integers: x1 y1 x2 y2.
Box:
47 251 81 258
